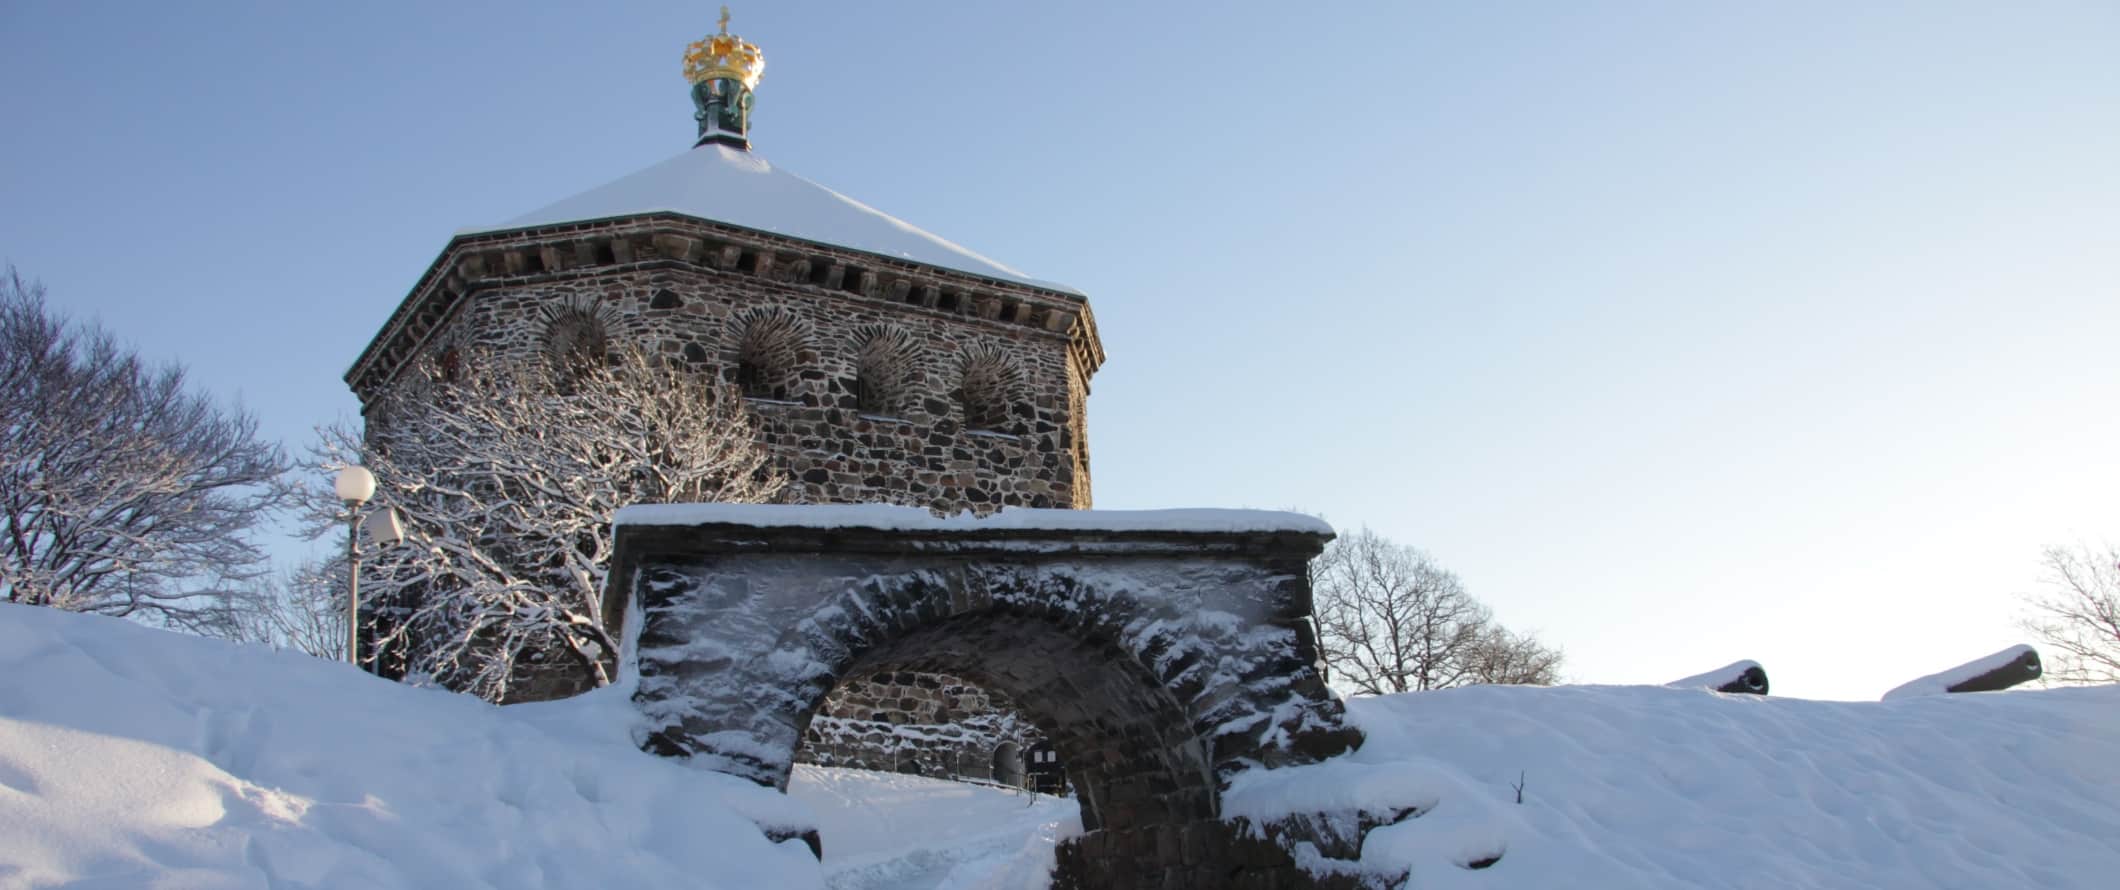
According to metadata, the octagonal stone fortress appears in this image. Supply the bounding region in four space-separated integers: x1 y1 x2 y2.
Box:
347 18 1099 518
344 148 1103 515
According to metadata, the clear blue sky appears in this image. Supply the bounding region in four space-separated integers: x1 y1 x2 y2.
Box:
5 1 2116 700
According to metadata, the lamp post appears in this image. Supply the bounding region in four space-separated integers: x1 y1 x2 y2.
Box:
335 465 377 669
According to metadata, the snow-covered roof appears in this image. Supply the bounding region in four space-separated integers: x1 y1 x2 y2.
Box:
614 503 1335 536
460 144 1079 294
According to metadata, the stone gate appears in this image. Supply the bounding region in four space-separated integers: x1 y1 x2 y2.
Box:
603 504 1390 889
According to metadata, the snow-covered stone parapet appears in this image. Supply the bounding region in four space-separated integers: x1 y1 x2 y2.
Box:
606 505 1380 888
613 503 1335 536
1881 645 2043 701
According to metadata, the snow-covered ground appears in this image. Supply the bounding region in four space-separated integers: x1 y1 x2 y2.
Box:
6 602 2119 889
1258 682 2120 888
789 766 1077 890
0 602 821 890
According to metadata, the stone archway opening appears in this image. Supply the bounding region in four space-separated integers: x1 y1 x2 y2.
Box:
798 666 1055 787
798 610 1218 834
607 505 1370 889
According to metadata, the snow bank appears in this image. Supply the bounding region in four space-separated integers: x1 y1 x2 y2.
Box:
613 503 1334 536
0 603 821 890
11 601 2118 890
1880 644 2042 700
1229 682 2120 889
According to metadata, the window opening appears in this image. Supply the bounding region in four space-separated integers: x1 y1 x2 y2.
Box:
736 360 774 399
854 373 887 414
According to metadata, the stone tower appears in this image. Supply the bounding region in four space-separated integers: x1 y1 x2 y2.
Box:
344 13 1100 779
346 14 1103 517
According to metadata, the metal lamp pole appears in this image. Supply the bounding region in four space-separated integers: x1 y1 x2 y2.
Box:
334 465 377 670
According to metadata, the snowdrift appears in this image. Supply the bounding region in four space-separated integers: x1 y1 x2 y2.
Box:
1229 681 2120 888
5 602 2119 889
0 603 820 889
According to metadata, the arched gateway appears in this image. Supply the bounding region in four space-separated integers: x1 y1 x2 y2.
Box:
603 504 1391 888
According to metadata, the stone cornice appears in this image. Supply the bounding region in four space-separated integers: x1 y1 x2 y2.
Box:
346 213 1103 402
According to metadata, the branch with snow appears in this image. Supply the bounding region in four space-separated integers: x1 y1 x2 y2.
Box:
313 346 784 702
0 267 293 634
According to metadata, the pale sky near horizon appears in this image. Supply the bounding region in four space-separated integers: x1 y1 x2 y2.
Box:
4 1 2116 701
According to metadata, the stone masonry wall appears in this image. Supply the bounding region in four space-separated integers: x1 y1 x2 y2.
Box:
826 671 1014 725
801 673 1046 783
800 712 1040 783
353 216 1100 517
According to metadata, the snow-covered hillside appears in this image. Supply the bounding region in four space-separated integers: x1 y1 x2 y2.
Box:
5 602 2119 889
0 603 821 890
1274 683 2120 888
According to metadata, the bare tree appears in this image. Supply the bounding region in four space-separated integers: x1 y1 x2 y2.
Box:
0 267 291 633
2021 544 2120 685
226 558 349 660
1462 623 1565 687
1310 527 1563 694
313 345 784 702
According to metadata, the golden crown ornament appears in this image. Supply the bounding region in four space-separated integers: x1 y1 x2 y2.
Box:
684 7 765 89
685 7 764 148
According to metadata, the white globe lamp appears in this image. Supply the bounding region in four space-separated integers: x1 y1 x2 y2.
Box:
335 465 377 505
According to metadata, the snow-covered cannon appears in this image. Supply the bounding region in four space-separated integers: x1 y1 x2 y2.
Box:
1667 660 1770 695
1881 645 2042 700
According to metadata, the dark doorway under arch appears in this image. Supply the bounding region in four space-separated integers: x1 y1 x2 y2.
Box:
991 741 1026 788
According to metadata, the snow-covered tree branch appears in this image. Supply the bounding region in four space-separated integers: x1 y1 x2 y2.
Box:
314 345 784 702
1310 527 1563 694
0 267 292 634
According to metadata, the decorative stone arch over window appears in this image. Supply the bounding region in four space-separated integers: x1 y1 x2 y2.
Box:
954 344 1027 433
844 324 924 417
539 298 619 378
725 307 811 402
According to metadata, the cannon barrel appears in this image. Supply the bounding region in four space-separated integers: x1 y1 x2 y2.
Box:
1881 645 2042 700
1667 660 1769 695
